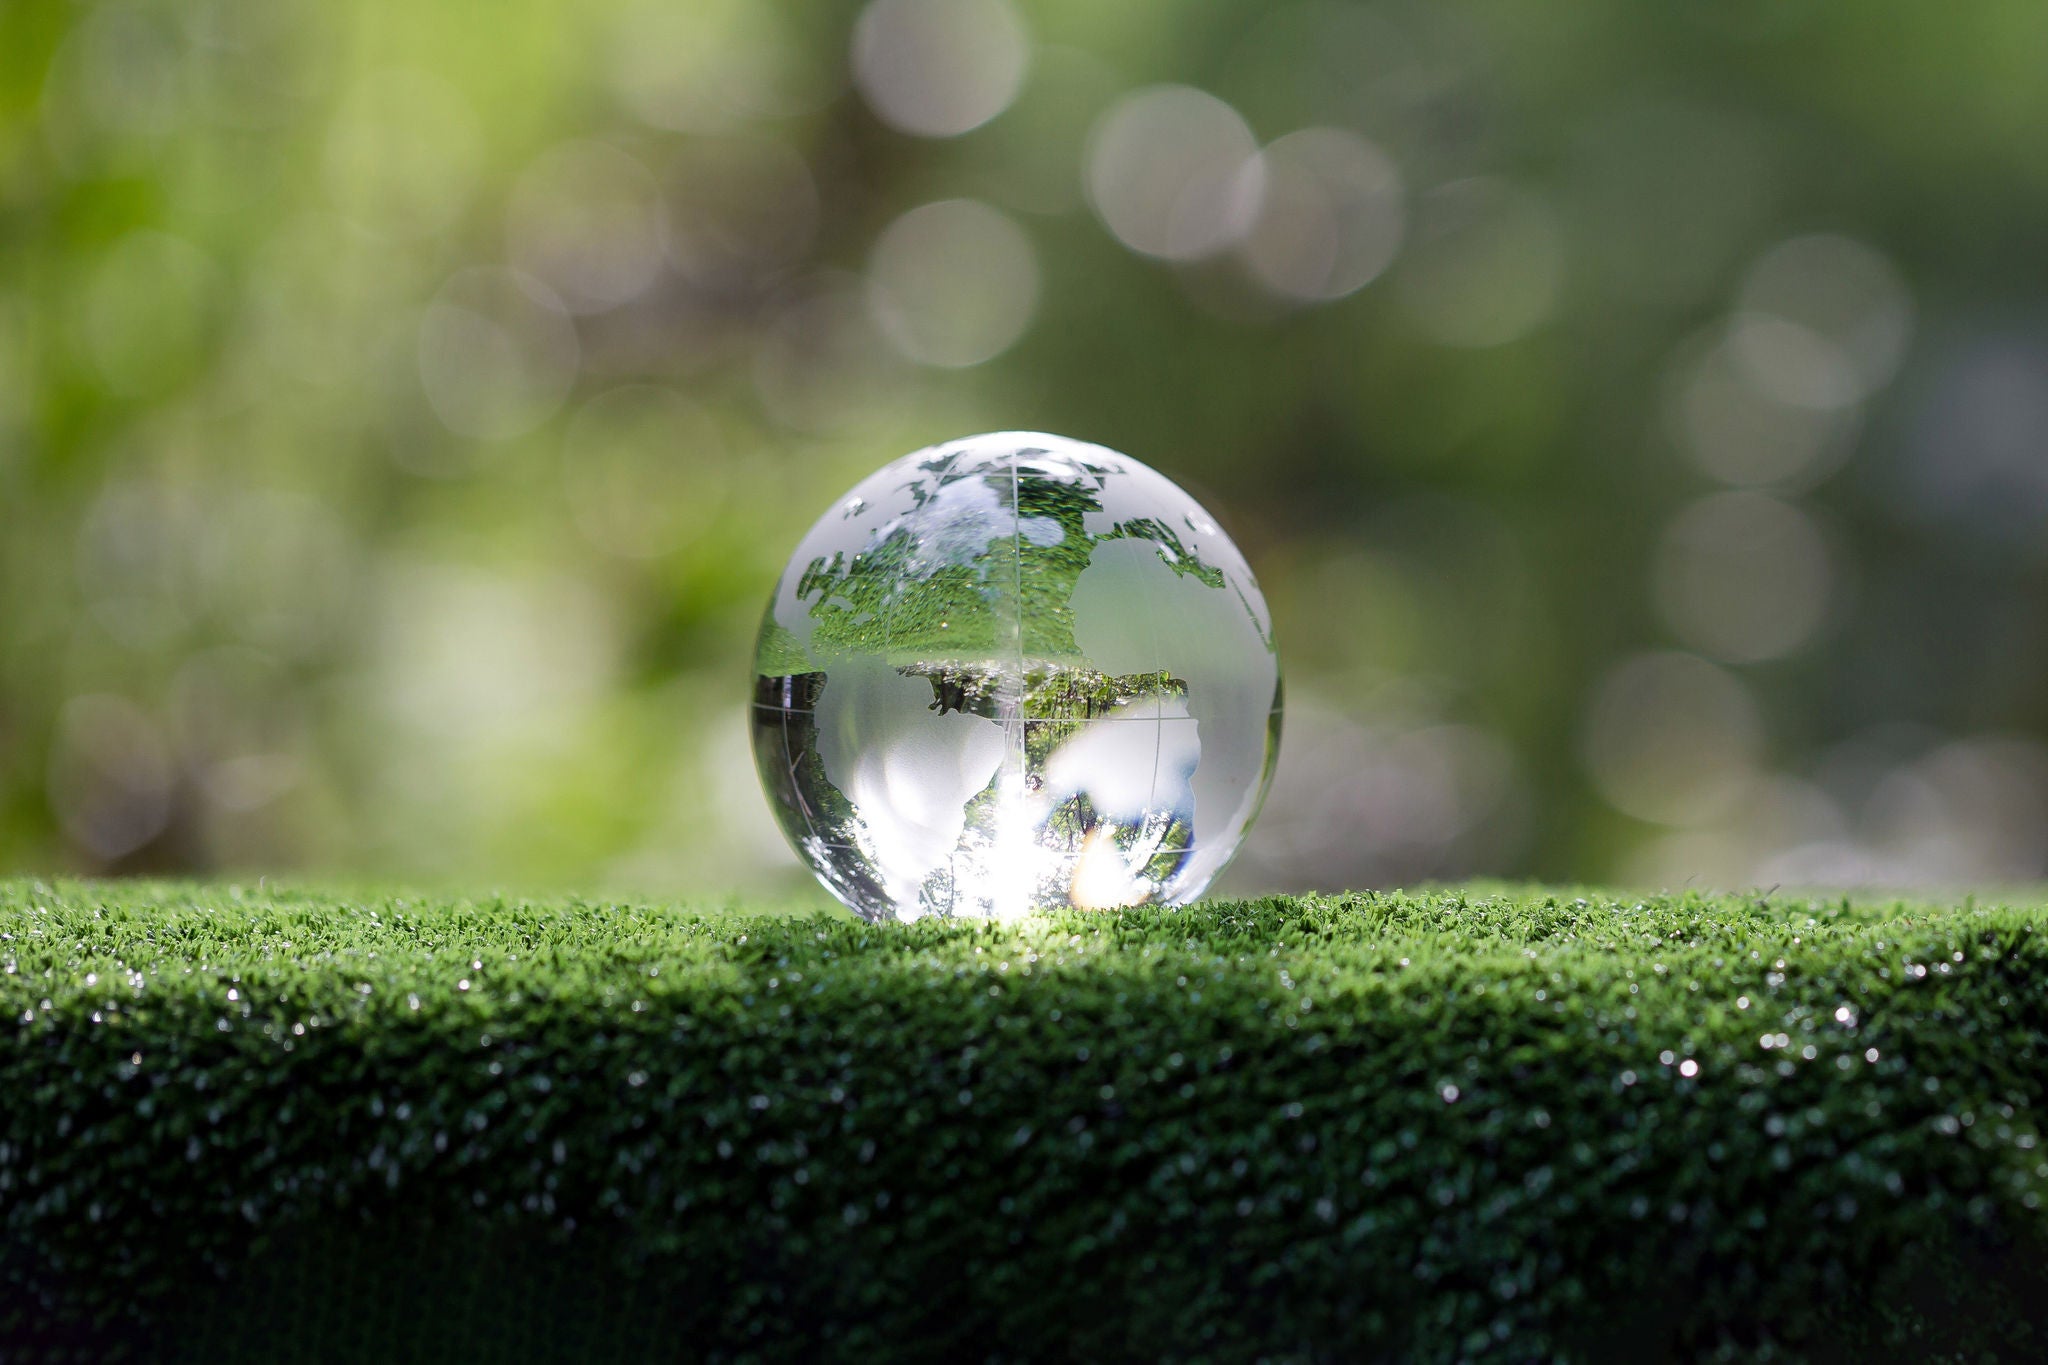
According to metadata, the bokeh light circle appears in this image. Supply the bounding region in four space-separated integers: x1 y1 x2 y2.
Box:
852 0 1031 138
1086 86 1262 262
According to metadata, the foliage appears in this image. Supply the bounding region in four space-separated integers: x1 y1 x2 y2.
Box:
9 0 2048 889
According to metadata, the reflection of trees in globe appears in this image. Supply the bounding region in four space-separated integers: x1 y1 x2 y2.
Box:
753 432 1281 921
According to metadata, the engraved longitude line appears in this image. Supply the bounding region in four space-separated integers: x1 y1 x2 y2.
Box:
889 448 958 911
1145 701 1163 874
782 706 815 833
880 449 956 743
765 569 818 840
1010 451 1028 909
1010 452 1025 682
1136 503 1169 894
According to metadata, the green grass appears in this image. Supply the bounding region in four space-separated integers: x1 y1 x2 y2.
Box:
5 880 2048 1363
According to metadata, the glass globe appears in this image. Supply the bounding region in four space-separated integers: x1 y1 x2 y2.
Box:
752 432 1282 921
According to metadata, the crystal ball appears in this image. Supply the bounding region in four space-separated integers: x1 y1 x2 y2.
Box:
752 432 1282 921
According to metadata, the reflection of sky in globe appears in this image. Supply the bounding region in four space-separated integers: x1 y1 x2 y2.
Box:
753 432 1281 921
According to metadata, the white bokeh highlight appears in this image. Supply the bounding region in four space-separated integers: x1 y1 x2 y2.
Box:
417 267 579 441
866 199 1040 368
1582 652 1763 827
507 141 667 315
1086 86 1262 262
1237 128 1404 302
1733 234 1911 408
1651 493 1834 663
852 0 1030 138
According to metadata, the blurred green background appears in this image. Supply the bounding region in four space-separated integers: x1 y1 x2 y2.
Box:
4 0 2048 897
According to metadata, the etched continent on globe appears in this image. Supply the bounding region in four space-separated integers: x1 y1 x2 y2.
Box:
752 432 1282 921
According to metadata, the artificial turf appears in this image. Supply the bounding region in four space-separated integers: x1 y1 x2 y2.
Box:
4 879 2047 1363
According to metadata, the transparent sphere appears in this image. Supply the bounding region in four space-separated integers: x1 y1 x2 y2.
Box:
752 432 1282 921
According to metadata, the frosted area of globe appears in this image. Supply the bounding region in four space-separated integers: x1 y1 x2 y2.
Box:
752 432 1282 921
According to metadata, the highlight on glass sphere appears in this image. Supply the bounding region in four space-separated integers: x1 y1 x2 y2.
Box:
752 431 1282 921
